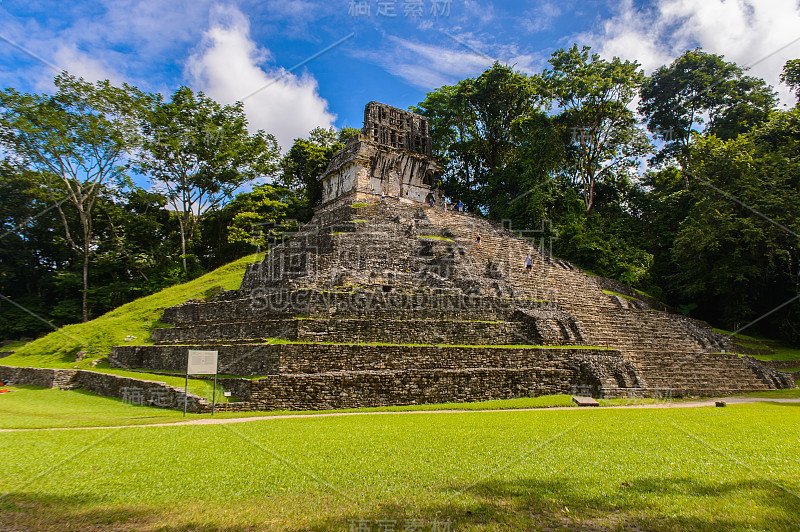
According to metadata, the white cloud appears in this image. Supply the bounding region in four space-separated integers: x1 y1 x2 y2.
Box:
186 4 335 152
51 44 123 85
1 0 214 93
576 0 800 105
521 2 561 33
356 35 495 89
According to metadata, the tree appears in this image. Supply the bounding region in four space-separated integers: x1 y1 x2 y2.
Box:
279 126 359 207
196 184 307 266
0 73 144 322
225 185 306 249
137 86 281 278
542 45 650 213
414 63 545 214
781 59 800 102
672 107 800 338
639 48 776 175
90 186 185 308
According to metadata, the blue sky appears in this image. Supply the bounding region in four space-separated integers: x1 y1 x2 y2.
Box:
1 0 799 153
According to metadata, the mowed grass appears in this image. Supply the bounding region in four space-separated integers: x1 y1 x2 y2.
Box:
0 402 798 531
4 382 795 431
738 388 800 399
0 386 193 429
1 253 263 370
0 385 644 430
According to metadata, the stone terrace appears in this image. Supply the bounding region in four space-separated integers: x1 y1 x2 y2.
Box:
109 198 795 410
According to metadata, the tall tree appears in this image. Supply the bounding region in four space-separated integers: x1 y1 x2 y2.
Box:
136 86 281 277
414 62 544 214
542 45 650 214
672 106 800 337
639 48 776 176
0 73 144 321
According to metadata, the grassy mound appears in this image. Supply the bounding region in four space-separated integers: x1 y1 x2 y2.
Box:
2 253 263 370
713 328 800 362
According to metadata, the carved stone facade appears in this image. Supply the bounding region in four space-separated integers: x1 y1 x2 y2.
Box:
363 101 433 155
319 102 442 206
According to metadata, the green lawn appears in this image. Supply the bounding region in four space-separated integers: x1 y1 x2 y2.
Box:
0 401 798 531
601 289 638 302
1 385 651 430
737 388 800 399
418 235 455 241
1 253 263 370
0 386 192 429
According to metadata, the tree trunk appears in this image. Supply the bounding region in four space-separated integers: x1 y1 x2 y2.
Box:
585 175 595 215
81 245 89 322
680 138 691 189
179 220 188 278
79 207 92 323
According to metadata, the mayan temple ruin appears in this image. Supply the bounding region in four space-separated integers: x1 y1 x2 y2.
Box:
110 102 797 411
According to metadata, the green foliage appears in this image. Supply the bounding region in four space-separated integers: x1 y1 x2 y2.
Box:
1 50 798 351
136 86 281 277
780 58 800 102
639 48 777 170
280 126 358 206
543 45 651 213
554 212 654 288
1 252 262 367
411 48 795 343
413 63 552 215
0 165 189 338
202 184 308 261
671 107 800 337
0 73 146 321
712 328 800 361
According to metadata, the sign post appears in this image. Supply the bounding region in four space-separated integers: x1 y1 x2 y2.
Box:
185 350 219 416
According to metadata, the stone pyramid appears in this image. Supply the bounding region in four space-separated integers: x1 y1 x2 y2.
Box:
111 103 796 411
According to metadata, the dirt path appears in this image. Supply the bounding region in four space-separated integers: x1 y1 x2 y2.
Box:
1 397 798 433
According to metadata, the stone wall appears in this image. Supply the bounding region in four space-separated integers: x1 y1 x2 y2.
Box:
247 368 573 410
151 317 555 346
0 366 77 388
111 344 281 375
758 360 800 371
0 364 211 413
107 345 658 410
161 288 548 325
1 350 640 413
111 343 624 376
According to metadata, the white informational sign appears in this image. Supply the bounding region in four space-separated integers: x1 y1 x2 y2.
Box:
187 350 218 374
